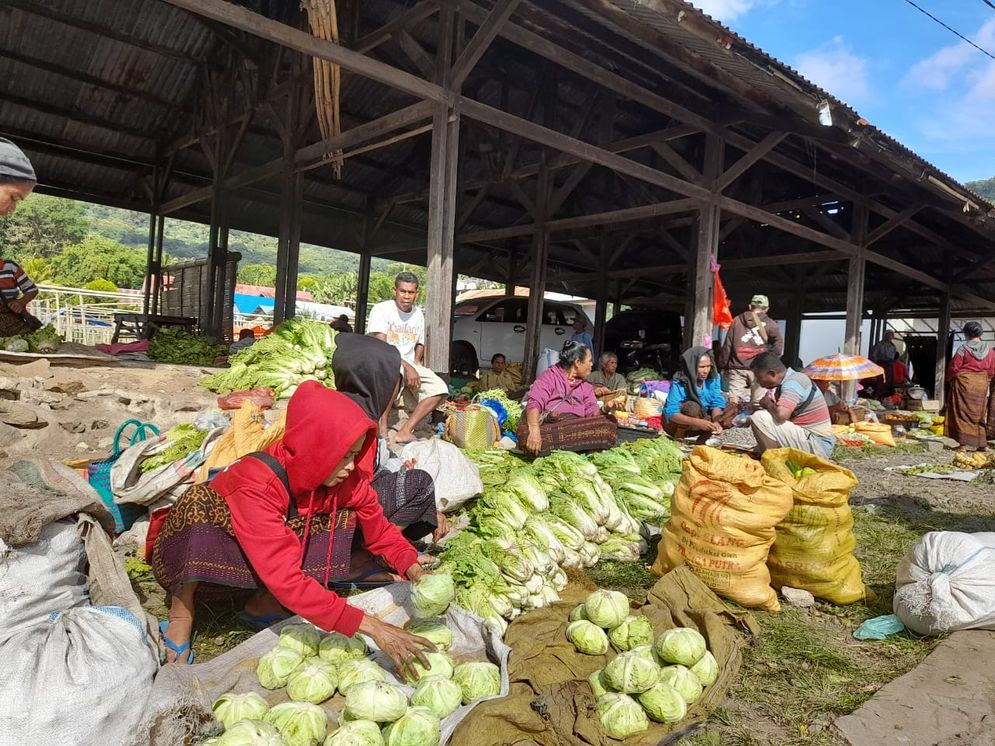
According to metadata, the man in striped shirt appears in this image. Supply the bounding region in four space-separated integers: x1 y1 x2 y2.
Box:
0 259 38 315
748 351 835 458
0 137 41 336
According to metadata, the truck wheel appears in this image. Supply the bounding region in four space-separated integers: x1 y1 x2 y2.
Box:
450 341 478 376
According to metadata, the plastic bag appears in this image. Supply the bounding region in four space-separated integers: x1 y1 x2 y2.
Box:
217 387 275 411
400 439 483 513
651 446 794 611
761 448 874 605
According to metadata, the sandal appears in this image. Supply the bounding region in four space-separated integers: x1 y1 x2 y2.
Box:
330 566 400 591
159 620 195 665
237 610 293 631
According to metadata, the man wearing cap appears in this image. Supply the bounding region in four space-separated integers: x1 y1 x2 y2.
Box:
718 294 783 404
0 138 42 337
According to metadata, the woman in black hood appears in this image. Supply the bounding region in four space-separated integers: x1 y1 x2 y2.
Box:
332 334 445 548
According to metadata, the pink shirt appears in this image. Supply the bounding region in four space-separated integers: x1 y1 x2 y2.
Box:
526 364 599 418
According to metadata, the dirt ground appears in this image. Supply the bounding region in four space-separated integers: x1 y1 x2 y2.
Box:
4 356 992 745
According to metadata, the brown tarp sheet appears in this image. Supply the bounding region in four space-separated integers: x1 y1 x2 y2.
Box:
451 566 759 746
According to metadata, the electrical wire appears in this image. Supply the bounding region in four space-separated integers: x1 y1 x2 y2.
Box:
982 0 995 11
900 0 995 61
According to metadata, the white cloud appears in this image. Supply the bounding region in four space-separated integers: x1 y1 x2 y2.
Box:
902 17 995 92
687 0 757 22
795 37 871 104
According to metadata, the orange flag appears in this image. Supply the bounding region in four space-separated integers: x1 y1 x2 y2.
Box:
713 269 733 330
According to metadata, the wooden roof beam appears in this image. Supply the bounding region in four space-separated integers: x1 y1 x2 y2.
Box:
450 0 524 88
354 1 440 54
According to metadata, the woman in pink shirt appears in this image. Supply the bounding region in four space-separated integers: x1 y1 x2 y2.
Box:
518 341 616 455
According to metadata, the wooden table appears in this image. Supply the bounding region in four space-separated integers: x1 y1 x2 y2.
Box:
111 313 197 343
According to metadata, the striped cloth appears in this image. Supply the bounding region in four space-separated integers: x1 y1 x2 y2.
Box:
0 259 37 302
776 369 835 456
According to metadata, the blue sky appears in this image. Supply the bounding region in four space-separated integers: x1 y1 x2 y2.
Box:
689 0 995 183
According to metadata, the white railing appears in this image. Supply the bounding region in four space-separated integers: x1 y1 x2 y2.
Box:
31 285 142 346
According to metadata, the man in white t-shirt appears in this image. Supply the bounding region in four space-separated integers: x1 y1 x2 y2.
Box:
367 272 449 443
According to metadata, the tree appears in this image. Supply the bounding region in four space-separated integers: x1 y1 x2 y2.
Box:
19 257 51 285
83 278 119 292
0 194 89 259
297 275 320 292
238 263 278 287
966 177 995 203
47 236 147 289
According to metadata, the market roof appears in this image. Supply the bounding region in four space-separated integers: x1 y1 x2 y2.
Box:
3 0 995 320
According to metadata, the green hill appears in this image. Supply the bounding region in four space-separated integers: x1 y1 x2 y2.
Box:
966 177 995 203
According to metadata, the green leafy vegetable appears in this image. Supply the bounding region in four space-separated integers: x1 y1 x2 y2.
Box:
139 424 208 473
149 327 227 365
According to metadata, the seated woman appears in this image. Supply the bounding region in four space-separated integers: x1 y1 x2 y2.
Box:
518 340 617 455
152 381 436 675
664 346 726 442
332 333 446 555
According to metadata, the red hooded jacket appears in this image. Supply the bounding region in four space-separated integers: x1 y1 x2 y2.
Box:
211 381 418 635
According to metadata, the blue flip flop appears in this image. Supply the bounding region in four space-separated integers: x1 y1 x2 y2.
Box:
237 610 293 631
159 620 195 664
329 567 398 591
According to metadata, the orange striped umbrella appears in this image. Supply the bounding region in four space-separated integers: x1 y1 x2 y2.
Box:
803 354 885 381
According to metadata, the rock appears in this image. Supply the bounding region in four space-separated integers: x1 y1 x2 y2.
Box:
75 441 90 452
926 440 944 453
45 379 85 395
77 389 115 400
781 586 816 608
97 437 114 449
60 421 87 434
90 419 110 431
0 421 20 448
0 376 20 400
0 401 45 429
15 359 50 378
940 437 961 450
22 390 63 406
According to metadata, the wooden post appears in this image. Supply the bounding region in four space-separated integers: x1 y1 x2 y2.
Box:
842 203 868 401
505 240 518 295
142 165 159 316
935 293 951 405
356 249 372 333
151 215 165 314
523 165 551 382
784 290 804 366
686 135 722 348
593 233 609 357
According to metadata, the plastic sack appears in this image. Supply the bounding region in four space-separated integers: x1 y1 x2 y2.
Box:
894 531 995 635
651 446 793 611
217 387 275 411
0 605 158 746
853 614 904 640
444 406 501 450
854 422 896 447
400 439 484 513
196 402 286 482
0 519 87 637
761 449 874 605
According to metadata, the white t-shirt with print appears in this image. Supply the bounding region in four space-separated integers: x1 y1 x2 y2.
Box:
367 300 425 363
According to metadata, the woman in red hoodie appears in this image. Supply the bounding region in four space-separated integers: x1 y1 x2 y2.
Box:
152 381 434 674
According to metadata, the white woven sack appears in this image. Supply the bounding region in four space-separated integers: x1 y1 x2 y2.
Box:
0 606 158 746
0 519 87 638
894 531 995 635
400 438 483 512
136 582 511 746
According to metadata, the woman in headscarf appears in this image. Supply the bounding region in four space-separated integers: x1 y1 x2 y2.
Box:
0 138 42 336
332 333 444 552
946 321 995 452
664 346 727 442
152 381 436 673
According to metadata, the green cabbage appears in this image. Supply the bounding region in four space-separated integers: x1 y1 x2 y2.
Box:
381 706 441 746
257 646 306 689
322 719 384 746
407 620 453 652
594 693 649 739
318 632 368 664
566 620 609 655
689 650 719 687
287 658 339 704
263 702 328 746
337 659 387 694
411 676 463 719
406 652 454 682
411 573 455 618
568 604 588 622
583 590 629 630
638 682 688 723
343 681 408 723
658 665 704 704
452 661 501 704
212 692 271 730
607 615 655 651
603 651 660 694
588 669 612 699
653 627 707 667
629 644 656 664
218 719 285 746
278 624 321 658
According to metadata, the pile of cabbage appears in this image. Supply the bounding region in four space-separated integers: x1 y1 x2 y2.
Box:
449 443 684 636
567 590 719 739
202 619 500 746
201 319 337 398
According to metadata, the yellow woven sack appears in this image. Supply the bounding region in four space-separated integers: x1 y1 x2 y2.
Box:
854 422 896 447
196 402 287 482
444 406 500 450
761 448 874 605
651 446 794 611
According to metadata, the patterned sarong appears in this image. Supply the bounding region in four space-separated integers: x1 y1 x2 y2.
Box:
946 371 990 449
0 304 34 337
516 413 618 455
150 483 356 595
373 467 437 542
